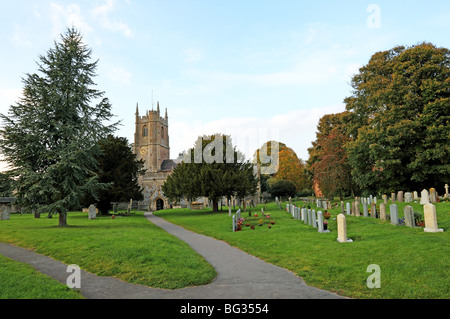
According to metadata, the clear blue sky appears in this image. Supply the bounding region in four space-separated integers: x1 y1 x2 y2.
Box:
1 0 449 171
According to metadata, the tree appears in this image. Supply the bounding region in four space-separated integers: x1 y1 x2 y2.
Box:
268 180 297 200
344 42 450 192
307 112 355 199
162 134 258 212
0 172 14 197
82 135 145 215
0 28 117 226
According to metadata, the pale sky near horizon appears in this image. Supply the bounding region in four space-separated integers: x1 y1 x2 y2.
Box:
1 0 450 172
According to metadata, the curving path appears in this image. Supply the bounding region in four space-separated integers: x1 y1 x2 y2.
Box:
0 212 345 299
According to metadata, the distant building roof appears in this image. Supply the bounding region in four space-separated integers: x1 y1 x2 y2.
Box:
0 197 16 204
159 159 178 172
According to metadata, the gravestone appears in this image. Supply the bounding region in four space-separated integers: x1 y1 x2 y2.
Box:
341 201 344 214
346 202 351 215
404 206 415 227
317 211 330 233
363 202 368 217
397 191 404 202
423 203 444 233
379 203 387 220
391 193 396 202
311 210 317 228
354 201 360 217
371 202 377 218
308 209 313 226
445 184 449 199
390 204 399 226
374 196 377 204
413 191 418 201
88 204 96 220
302 208 307 223
420 189 430 205
232 215 236 232
404 192 413 203
382 194 388 204
1 206 10 220
429 188 437 203
336 214 352 243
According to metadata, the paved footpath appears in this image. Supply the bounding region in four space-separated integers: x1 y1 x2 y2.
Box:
0 212 345 299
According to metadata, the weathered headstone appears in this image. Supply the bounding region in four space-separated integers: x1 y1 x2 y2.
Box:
1 206 11 220
308 209 313 226
341 201 344 214
420 189 430 205
391 193 396 202
354 201 360 217
404 192 413 203
317 211 330 233
363 202 368 217
312 210 317 228
336 214 352 243
397 191 404 202
371 202 377 218
429 188 437 203
382 194 388 204
346 202 351 215
404 206 415 227
379 203 387 220
413 191 418 201
232 215 236 232
444 184 449 199
88 204 96 220
390 204 399 225
423 203 444 233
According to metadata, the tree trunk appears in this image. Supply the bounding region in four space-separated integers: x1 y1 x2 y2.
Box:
58 212 67 227
212 199 219 212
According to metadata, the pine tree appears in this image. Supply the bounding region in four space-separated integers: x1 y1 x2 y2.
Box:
0 28 117 226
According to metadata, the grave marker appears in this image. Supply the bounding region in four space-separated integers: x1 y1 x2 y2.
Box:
420 189 430 205
336 214 352 243
404 206 415 228
380 203 387 220
390 204 399 226
317 211 330 233
423 203 444 233
88 204 96 220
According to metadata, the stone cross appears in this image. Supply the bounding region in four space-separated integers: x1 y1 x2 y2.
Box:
390 204 399 226
336 214 352 243
423 203 444 233
404 206 415 228
88 204 96 220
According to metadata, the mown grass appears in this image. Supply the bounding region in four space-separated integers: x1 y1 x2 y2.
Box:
0 254 85 299
154 200 450 299
0 211 216 295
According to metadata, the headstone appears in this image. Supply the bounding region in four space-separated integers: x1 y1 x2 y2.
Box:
420 189 430 205
371 202 377 218
397 191 404 202
404 192 413 203
341 201 344 214
374 197 377 204
311 210 317 228
445 184 449 199
354 201 360 217
317 211 330 233
336 214 352 243
308 209 313 226
391 193 396 202
1 206 11 220
413 191 418 200
382 194 388 204
302 208 307 223
379 203 387 220
232 215 236 232
346 202 351 215
363 202 368 217
429 188 437 203
88 204 96 220
390 204 399 226
403 206 415 227
228 200 232 217
423 203 444 233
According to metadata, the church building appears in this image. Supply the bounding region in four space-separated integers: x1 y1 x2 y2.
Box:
134 102 177 211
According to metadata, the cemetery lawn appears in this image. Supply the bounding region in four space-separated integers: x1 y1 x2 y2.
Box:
0 211 216 293
155 201 450 299
0 254 84 299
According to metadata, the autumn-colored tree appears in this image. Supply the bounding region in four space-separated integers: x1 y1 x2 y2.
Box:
344 42 450 192
307 111 355 199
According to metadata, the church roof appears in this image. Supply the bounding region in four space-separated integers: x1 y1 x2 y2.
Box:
159 159 178 172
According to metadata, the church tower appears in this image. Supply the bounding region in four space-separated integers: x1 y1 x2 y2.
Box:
134 101 170 172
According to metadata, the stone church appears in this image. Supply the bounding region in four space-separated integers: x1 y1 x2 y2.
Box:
133 102 178 211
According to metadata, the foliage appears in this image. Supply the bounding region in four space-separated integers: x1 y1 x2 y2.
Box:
163 134 258 211
0 28 117 226
268 179 297 199
0 172 14 197
82 135 146 214
344 42 450 192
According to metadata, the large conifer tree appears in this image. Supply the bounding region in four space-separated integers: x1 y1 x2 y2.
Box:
0 28 117 226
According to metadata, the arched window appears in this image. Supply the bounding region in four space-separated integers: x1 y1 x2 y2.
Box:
142 125 148 137
161 126 164 143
